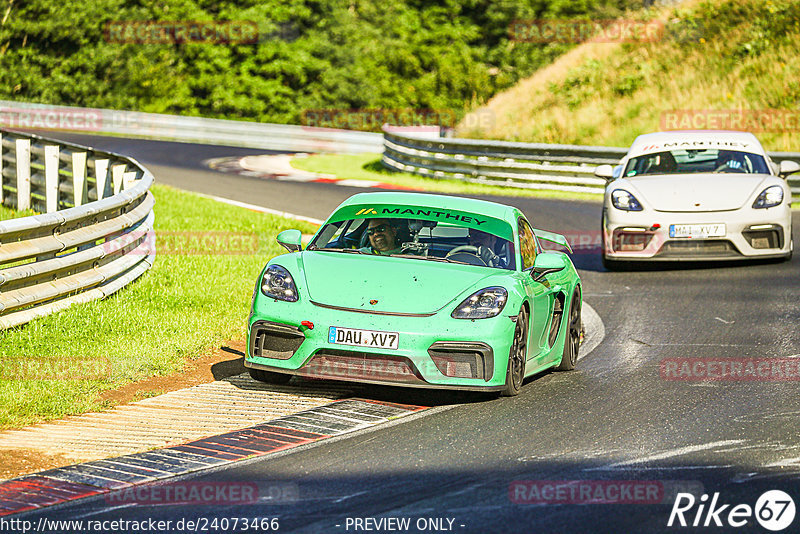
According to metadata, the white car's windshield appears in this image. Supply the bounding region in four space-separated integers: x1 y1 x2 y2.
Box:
307 217 516 270
624 149 770 176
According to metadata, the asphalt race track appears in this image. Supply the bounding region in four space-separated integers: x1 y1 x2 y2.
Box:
19 132 800 533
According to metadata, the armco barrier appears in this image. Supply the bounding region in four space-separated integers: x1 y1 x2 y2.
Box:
0 100 383 154
382 129 626 194
0 129 155 330
382 129 800 201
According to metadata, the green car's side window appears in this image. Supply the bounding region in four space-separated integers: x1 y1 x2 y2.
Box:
518 218 537 270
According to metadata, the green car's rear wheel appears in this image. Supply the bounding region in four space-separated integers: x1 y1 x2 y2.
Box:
248 367 292 385
500 308 528 397
556 288 581 371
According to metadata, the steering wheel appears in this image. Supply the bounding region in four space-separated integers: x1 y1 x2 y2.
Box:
447 245 479 257
713 163 747 173
400 241 428 255
446 245 489 266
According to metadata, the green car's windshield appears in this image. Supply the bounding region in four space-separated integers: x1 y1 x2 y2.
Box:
624 149 770 177
307 217 516 270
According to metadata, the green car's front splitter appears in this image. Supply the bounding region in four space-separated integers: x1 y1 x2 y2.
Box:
245 298 521 392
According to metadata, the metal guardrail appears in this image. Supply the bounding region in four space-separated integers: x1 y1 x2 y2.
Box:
0 100 383 154
382 129 800 200
0 129 155 330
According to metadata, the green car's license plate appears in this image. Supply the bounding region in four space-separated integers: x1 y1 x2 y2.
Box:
328 326 399 350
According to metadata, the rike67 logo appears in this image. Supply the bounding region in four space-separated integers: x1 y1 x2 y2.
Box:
668 490 795 531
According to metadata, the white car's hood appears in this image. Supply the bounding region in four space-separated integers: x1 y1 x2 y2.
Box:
619 174 770 212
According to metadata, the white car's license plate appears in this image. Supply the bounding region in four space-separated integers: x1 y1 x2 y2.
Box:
328 326 399 350
669 223 726 239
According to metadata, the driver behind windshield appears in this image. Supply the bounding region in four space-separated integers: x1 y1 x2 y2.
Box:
715 150 748 172
468 229 506 268
360 218 402 255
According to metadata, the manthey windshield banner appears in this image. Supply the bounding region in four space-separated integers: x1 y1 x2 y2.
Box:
635 139 758 156
329 204 514 241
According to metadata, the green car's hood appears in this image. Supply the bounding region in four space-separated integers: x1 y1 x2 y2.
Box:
300 251 497 314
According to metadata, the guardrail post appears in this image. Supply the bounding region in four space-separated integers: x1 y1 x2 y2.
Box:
123 171 138 191
112 163 125 195
95 158 109 200
45 145 60 213
15 138 31 211
72 151 88 206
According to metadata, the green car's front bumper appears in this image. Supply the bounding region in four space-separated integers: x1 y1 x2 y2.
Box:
245 298 518 391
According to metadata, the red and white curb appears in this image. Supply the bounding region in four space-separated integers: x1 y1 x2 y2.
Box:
0 375 351 461
205 154 420 190
0 399 428 516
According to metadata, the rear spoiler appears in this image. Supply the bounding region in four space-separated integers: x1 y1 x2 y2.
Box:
533 229 573 254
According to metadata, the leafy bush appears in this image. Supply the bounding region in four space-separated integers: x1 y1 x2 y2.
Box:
0 0 640 128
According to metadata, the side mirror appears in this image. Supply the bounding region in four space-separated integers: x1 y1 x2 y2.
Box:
778 160 800 178
594 164 614 180
529 252 567 282
276 229 302 253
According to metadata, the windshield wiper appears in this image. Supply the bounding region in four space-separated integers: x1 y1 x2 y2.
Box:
388 254 470 265
308 246 366 254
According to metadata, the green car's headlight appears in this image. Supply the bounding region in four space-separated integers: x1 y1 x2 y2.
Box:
452 287 508 319
261 265 298 302
752 185 784 208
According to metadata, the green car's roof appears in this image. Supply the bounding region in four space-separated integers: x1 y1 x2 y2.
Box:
335 192 521 223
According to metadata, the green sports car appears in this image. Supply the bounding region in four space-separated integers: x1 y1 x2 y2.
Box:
246 192 582 396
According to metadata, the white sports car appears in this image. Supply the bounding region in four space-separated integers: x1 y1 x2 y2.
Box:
596 131 798 267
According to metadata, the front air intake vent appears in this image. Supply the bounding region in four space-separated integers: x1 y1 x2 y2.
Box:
250 321 305 360
428 342 493 381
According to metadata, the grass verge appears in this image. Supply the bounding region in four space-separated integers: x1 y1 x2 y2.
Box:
290 153 604 202
0 184 318 429
0 204 37 221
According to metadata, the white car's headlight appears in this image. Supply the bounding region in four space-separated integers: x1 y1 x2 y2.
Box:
452 287 508 319
261 265 298 302
752 185 784 209
611 189 643 211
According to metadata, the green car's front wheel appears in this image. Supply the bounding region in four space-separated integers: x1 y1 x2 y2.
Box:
556 288 581 371
248 367 292 385
500 308 528 397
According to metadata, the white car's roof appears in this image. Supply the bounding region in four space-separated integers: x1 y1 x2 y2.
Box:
627 131 766 158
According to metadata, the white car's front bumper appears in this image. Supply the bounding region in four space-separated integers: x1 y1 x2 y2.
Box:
602 205 792 261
